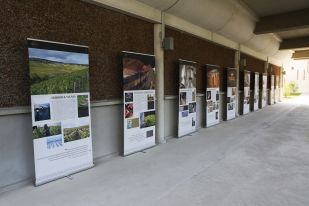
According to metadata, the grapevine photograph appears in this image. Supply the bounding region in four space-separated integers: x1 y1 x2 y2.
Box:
63 124 90 143
32 122 61 139
28 48 89 95
78 95 89 118
140 111 155 128
122 52 155 91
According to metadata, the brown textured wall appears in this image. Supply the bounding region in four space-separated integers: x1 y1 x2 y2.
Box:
0 0 154 107
164 28 235 95
240 53 266 74
270 64 282 87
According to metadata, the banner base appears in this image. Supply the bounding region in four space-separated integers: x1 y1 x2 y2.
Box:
35 163 94 187
123 144 156 157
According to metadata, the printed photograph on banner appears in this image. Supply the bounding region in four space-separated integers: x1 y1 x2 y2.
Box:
232 87 236 96
33 122 62 139
147 94 155 110
182 111 189 117
227 69 237 87
244 71 250 87
207 68 220 88
47 135 63 149
122 53 155 90
32 96 51 122
179 92 187 105
125 92 134 103
125 103 134 118
189 102 196 113
63 124 90 143
127 118 139 129
28 48 89 95
180 105 189 111
77 95 89 118
140 111 155 128
192 90 196 102
207 91 211 100
179 63 196 89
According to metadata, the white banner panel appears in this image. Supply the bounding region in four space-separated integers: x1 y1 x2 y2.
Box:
253 72 259 111
243 70 250 115
270 75 275 105
261 74 267 108
122 51 156 156
178 60 197 137
206 65 220 127
226 68 237 120
275 76 280 103
28 39 93 186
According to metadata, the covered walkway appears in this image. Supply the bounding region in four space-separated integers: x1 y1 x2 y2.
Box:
1 96 309 206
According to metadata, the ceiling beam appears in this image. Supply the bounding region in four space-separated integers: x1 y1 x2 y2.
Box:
292 50 309 59
254 8 309 34
279 36 309 50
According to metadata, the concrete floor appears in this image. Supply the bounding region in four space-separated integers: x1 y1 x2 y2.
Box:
1 96 309 206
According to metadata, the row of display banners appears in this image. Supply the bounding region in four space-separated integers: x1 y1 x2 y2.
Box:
27 39 280 185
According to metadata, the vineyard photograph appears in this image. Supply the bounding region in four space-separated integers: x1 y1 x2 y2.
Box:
63 125 90 142
29 48 89 95
33 123 62 139
78 95 89 118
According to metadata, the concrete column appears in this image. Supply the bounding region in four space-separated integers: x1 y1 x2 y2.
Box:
154 24 166 144
235 45 240 117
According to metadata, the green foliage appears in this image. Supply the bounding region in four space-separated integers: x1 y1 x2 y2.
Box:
29 60 89 95
64 125 90 142
33 125 61 139
31 69 89 95
78 95 88 107
284 81 300 97
144 114 155 127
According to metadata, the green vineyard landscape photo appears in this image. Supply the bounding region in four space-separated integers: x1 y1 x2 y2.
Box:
30 59 89 95
64 125 90 142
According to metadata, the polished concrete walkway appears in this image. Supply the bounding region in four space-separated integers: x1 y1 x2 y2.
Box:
1 96 309 206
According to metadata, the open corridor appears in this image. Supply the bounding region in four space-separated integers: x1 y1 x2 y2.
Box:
1 96 309 206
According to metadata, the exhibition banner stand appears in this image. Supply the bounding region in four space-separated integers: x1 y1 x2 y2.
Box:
28 39 94 186
178 59 197 137
243 70 251 115
275 76 280 103
122 51 156 156
253 72 259 111
206 65 220 127
226 68 237 120
270 75 275 105
261 73 267 108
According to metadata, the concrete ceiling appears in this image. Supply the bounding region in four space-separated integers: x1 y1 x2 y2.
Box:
243 0 309 58
277 28 309 39
242 0 309 16
137 0 282 57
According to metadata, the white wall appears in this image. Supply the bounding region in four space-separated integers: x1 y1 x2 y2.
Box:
284 60 309 93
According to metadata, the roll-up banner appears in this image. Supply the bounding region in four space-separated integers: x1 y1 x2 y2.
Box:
206 65 220 127
253 72 259 111
261 74 267 108
275 76 280 103
28 39 93 186
178 60 197 137
226 68 237 120
122 51 156 156
270 75 275 105
243 70 250 115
